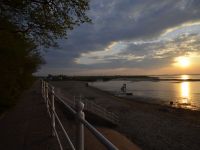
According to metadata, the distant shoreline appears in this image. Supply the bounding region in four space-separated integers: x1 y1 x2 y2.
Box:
159 78 200 82
43 74 200 82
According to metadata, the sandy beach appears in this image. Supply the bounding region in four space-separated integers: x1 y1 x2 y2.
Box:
51 81 200 150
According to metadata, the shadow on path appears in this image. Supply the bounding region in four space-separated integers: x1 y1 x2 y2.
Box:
0 81 59 150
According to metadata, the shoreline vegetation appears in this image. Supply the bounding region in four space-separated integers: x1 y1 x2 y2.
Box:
44 74 200 82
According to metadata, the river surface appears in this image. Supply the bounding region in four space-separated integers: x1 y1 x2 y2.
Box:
89 75 200 110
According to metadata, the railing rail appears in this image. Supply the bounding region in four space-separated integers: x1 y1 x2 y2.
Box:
41 80 119 150
55 88 119 124
77 96 119 123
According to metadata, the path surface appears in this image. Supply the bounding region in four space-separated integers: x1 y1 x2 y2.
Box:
0 80 141 150
0 81 59 150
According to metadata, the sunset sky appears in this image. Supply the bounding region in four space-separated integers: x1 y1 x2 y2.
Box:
38 0 200 75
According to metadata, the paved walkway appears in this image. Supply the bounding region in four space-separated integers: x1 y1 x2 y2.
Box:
0 81 58 150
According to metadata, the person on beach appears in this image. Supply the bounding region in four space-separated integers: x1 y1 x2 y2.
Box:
121 84 126 93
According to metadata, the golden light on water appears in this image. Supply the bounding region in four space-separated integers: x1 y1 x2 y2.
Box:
181 82 189 98
180 82 190 104
180 75 190 104
181 75 189 80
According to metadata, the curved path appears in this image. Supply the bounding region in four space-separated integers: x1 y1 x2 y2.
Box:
0 80 141 150
0 81 58 150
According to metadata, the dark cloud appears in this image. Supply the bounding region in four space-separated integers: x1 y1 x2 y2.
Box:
75 34 200 69
38 0 200 75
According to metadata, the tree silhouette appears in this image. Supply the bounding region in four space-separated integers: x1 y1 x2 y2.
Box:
0 0 91 47
0 0 91 110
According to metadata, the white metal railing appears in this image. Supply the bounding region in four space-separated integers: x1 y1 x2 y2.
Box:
54 90 119 125
41 80 119 150
76 96 119 124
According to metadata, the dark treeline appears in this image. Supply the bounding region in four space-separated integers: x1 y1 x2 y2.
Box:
0 21 43 108
45 75 200 82
45 74 159 82
0 0 91 112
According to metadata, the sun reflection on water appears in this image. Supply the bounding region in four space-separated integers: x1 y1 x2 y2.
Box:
181 75 189 80
181 82 190 103
179 75 191 105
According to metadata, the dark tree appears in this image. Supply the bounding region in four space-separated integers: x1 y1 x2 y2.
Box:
0 21 43 107
0 0 91 110
0 0 91 47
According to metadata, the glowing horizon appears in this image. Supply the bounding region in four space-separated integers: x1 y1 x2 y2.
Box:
37 0 200 76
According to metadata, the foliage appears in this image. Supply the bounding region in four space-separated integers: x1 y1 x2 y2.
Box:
0 0 91 108
46 74 160 82
0 20 43 107
0 0 91 47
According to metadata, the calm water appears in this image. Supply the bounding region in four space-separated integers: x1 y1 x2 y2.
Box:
90 75 200 110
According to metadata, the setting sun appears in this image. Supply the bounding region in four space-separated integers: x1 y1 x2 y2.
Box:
175 56 190 68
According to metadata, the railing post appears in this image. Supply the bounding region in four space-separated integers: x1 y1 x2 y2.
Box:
76 100 85 150
51 87 55 136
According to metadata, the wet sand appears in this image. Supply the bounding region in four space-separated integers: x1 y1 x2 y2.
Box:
51 81 200 150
